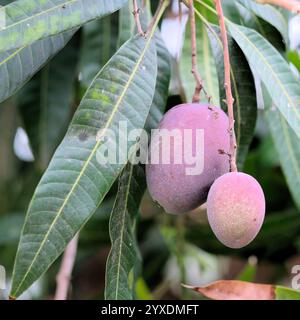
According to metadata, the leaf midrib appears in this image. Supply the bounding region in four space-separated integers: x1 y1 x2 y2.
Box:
0 47 25 67
12 32 155 297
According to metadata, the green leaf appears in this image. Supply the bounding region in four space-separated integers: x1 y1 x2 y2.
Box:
181 18 219 105
10 34 158 298
275 286 300 300
0 0 127 53
0 30 76 104
104 29 170 300
208 26 257 169
288 50 300 73
145 32 171 131
135 278 154 300
236 260 257 282
117 1 135 48
235 2 286 52
105 163 145 300
264 89 300 210
18 35 79 169
227 23 300 138
79 13 119 89
236 0 289 43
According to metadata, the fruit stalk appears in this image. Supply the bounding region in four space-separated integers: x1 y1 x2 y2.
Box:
133 0 145 36
214 0 237 172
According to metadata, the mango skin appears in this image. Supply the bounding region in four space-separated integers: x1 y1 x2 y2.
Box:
207 172 265 249
146 103 230 214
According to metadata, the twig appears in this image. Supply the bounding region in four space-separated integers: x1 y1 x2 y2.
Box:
188 0 211 103
214 0 237 172
54 233 79 300
133 0 145 36
256 0 300 14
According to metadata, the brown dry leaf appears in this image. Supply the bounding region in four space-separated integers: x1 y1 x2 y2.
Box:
182 280 276 300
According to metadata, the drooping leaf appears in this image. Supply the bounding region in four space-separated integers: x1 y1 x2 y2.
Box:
227 23 300 138
235 2 286 52
181 17 219 105
183 280 300 300
0 30 76 104
18 35 80 170
236 0 289 43
0 0 127 53
208 25 257 169
264 89 300 210
10 33 158 298
105 10 171 300
81 9 170 258
105 163 145 300
79 13 119 89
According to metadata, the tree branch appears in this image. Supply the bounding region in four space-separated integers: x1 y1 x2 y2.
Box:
133 0 145 36
54 233 79 300
214 0 237 172
188 0 211 103
256 0 300 14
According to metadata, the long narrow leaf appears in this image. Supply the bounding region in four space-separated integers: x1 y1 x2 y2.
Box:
105 163 145 300
104 30 171 299
0 30 76 104
0 0 127 52
227 23 300 138
264 89 300 210
236 0 288 43
10 33 157 298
